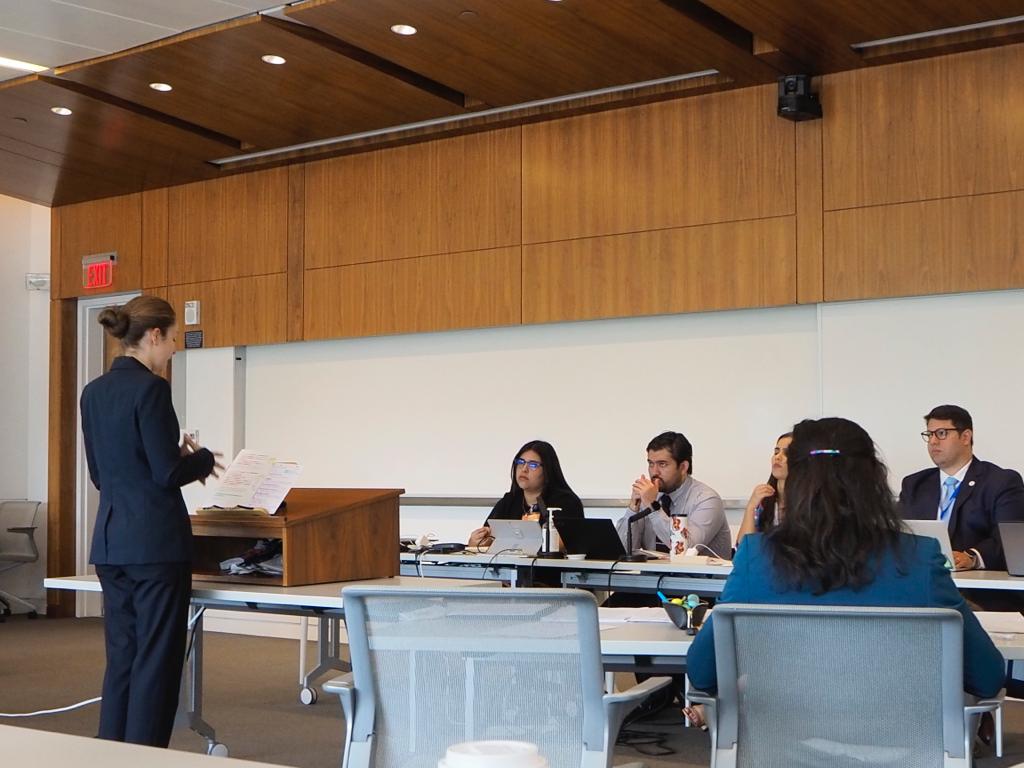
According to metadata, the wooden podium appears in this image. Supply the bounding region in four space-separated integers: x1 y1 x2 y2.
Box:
189 488 403 586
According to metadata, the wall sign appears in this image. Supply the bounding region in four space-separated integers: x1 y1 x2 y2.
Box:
82 252 117 289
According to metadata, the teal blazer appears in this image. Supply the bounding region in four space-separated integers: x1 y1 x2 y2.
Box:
687 532 1005 697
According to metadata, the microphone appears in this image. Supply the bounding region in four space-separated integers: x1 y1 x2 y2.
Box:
627 505 654 524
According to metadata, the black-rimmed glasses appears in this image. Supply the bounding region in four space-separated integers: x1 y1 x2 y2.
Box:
920 428 961 442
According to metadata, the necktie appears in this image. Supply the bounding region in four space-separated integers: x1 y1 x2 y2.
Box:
661 494 673 515
939 477 959 521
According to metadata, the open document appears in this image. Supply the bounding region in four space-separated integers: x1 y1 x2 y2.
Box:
198 449 302 515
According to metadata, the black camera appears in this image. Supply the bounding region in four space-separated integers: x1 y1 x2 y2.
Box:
777 75 822 122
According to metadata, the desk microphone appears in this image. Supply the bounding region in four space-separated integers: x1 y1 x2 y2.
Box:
623 506 653 562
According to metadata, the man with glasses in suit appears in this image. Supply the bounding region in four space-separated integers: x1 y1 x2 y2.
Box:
900 404 1024 571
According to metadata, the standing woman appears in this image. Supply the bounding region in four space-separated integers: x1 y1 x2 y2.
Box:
81 296 222 747
736 432 793 545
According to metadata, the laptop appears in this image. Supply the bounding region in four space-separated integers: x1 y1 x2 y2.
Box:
904 519 959 570
554 518 627 561
999 522 1024 577
486 519 543 556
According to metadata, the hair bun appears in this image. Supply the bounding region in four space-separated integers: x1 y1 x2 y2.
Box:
97 307 130 339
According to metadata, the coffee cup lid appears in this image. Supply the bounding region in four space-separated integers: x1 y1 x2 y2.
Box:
439 740 548 768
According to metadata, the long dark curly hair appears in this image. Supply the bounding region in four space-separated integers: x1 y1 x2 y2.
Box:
764 417 903 594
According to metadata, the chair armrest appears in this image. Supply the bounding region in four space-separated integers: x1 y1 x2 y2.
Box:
603 675 672 708
685 688 717 706
323 674 355 767
322 673 353 697
964 696 1003 717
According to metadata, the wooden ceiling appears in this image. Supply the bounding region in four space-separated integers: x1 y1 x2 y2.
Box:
1 0 1023 207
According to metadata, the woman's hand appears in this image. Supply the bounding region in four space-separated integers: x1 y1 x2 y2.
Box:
468 526 493 547
746 483 775 508
181 434 224 484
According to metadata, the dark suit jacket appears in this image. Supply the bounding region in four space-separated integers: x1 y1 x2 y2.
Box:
899 458 1024 570
81 356 214 565
687 533 1005 698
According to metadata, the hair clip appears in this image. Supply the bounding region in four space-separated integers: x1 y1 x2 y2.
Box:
809 449 841 456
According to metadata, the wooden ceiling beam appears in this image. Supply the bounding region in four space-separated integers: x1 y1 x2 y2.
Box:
260 15 471 108
40 75 243 150
657 0 788 85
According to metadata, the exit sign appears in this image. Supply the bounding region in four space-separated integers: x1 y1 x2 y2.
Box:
82 252 117 289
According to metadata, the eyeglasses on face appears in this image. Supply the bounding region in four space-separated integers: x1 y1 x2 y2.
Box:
920 428 962 442
515 458 543 471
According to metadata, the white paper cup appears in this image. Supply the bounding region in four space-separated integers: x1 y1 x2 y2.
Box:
438 740 549 768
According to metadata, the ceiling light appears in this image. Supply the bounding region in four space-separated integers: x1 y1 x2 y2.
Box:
50 106 72 116
149 82 173 92
0 55 47 73
390 24 417 36
261 54 286 65
851 14 1024 49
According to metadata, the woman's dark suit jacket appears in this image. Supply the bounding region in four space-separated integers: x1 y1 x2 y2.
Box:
687 532 1005 698
81 356 214 565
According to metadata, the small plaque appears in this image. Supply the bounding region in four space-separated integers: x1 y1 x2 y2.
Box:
184 330 204 349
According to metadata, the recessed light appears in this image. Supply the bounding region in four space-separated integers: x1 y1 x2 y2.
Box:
149 82 173 92
390 24 417 36
261 54 286 65
50 106 72 116
0 56 47 73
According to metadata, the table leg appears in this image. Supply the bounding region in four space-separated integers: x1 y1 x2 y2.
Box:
299 615 350 705
182 606 228 755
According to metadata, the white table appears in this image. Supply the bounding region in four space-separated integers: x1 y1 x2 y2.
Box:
401 551 1024 595
45 574 497 755
0 723 281 768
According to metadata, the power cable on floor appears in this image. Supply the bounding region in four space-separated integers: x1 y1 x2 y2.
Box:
0 696 101 718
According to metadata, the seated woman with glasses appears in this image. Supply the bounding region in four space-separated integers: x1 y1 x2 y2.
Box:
687 417 1004 701
467 440 584 548
736 432 793 545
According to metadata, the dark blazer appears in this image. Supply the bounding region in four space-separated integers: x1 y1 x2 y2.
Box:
899 458 1024 570
687 533 1005 698
81 356 214 565
485 486 585 525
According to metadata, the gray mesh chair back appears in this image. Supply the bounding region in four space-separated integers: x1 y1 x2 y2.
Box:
0 501 42 616
339 587 610 768
706 604 967 768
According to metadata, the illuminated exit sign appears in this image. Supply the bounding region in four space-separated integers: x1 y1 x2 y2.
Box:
82 252 117 289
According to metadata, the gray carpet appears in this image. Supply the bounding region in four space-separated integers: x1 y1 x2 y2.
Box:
0 616 1021 767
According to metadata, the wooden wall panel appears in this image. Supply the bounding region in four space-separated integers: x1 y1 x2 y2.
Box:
287 165 305 342
167 167 289 285
304 129 521 269
58 193 142 298
166 274 288 349
304 247 522 339
142 187 169 289
521 85 794 244
823 44 1024 211
47 298 77 616
522 217 796 325
824 191 1024 301
795 119 824 303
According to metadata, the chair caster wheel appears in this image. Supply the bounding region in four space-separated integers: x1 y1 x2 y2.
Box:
208 742 229 757
299 686 318 705
27 611 38 619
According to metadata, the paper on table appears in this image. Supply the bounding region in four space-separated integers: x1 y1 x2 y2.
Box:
207 449 302 514
598 607 674 624
976 612 1024 635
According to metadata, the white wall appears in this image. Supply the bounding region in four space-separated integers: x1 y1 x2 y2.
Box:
0 194 50 611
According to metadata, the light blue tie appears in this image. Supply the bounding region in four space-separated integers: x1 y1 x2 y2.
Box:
939 476 959 521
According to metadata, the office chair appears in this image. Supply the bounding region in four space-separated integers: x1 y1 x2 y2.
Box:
688 603 1003 768
322 586 670 768
0 500 43 619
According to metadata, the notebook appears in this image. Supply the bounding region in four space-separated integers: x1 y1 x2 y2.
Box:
486 519 543 556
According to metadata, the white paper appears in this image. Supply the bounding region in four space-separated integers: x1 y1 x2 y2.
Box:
976 612 1024 635
598 607 674 624
207 449 302 514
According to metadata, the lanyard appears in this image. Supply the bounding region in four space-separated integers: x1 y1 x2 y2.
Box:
939 480 962 519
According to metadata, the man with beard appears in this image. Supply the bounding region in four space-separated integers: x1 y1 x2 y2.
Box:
616 431 731 560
